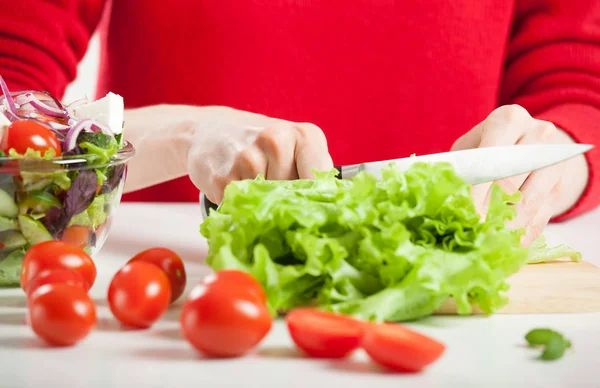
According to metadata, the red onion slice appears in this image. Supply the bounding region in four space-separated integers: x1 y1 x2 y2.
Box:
0 76 17 118
64 119 92 151
90 122 113 136
25 93 68 118
66 97 89 112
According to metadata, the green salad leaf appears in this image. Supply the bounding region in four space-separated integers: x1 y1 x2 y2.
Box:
525 328 571 360
8 148 72 191
68 190 111 229
201 162 578 321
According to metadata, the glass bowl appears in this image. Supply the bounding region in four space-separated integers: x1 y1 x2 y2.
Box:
0 141 135 286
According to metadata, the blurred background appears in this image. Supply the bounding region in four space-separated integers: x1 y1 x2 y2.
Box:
63 35 100 104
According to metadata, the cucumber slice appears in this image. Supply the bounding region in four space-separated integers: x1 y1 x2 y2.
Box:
0 249 26 286
0 216 17 232
18 191 61 214
0 231 27 251
18 215 53 245
0 189 18 218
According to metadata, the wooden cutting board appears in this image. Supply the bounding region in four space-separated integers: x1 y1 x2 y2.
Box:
435 260 600 315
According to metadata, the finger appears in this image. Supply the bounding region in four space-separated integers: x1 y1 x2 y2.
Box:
506 161 565 233
469 105 536 215
293 123 334 179
255 126 299 180
203 146 268 204
477 120 559 216
451 122 483 151
231 145 268 181
520 179 562 247
452 105 531 152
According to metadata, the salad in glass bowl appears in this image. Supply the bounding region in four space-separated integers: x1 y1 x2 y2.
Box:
0 75 135 286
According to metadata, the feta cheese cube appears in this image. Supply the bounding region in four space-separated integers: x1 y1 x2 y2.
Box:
73 92 124 134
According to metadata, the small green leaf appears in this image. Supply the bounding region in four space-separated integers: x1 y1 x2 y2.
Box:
525 328 571 361
525 328 557 346
541 336 568 361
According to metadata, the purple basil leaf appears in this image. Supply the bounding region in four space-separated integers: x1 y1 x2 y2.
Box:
65 170 98 218
100 165 125 195
63 145 83 157
42 206 67 238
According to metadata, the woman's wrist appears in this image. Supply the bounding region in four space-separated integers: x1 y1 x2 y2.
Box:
552 128 590 217
121 104 202 193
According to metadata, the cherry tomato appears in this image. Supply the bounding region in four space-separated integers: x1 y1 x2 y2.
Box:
204 269 266 304
180 273 272 358
61 225 92 249
362 323 446 373
26 268 87 297
286 308 365 358
28 283 96 346
107 261 171 328
128 247 187 303
20 241 96 292
1 119 62 156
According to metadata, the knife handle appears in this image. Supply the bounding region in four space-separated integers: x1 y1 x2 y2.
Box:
200 165 344 218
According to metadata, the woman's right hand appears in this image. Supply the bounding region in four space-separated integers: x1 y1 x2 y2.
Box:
122 105 333 203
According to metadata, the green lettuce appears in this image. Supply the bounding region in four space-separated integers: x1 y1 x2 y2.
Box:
68 187 118 229
8 148 72 191
200 162 579 322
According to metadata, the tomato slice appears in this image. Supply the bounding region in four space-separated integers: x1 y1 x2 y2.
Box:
61 225 92 249
286 308 365 358
1 119 62 156
362 323 446 373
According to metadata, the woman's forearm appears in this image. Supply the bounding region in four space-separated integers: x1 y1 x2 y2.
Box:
121 104 200 193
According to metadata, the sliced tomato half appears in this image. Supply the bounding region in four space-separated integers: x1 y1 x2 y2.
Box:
285 308 365 358
362 323 446 373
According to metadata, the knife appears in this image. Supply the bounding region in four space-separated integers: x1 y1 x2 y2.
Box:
200 143 594 219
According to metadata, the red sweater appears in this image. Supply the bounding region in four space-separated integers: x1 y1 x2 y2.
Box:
1 1 599 221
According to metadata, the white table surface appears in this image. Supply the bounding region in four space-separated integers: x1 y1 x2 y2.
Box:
1 203 599 388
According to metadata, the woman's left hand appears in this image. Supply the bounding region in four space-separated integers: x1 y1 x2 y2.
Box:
451 105 589 246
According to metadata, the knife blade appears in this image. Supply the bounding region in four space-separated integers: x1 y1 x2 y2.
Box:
201 143 593 219
338 143 593 183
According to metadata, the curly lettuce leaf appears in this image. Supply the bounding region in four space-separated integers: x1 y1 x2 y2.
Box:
201 162 570 322
527 235 581 264
8 148 71 191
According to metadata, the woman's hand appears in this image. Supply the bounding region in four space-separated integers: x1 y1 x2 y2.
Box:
451 105 589 245
122 105 333 203
186 106 333 203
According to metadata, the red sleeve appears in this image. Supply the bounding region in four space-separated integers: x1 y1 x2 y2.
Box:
500 0 600 221
0 0 107 99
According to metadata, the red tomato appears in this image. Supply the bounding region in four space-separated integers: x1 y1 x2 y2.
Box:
204 269 266 304
362 323 446 373
180 275 272 358
128 247 187 303
1 119 62 156
26 268 87 297
286 308 365 358
28 283 96 346
107 261 171 328
20 241 96 292
61 225 92 249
